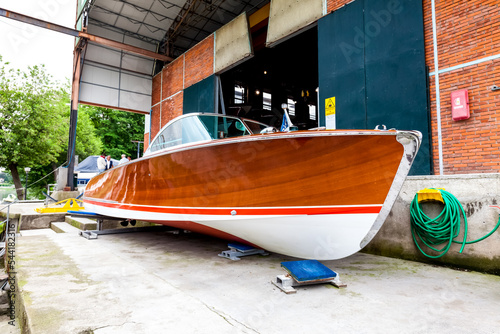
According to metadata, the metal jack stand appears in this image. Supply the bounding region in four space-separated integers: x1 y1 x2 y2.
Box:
75 213 178 240
218 243 269 260
272 260 347 294
80 225 178 239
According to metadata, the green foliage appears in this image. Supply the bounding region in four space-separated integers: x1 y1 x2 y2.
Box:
83 105 145 160
0 171 12 184
0 56 66 168
0 55 143 199
0 56 102 199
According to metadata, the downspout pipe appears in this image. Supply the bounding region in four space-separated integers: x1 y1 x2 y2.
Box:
431 0 444 175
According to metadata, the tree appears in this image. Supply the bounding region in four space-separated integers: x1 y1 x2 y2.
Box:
0 57 102 199
83 105 145 159
0 56 68 199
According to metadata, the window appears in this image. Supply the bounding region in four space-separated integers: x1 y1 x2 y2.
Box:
309 104 317 120
263 92 272 110
148 114 256 153
234 85 245 104
287 98 296 116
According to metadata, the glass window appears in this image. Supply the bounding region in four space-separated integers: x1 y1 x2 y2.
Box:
287 98 296 116
149 116 211 152
148 114 254 153
263 92 272 110
309 104 317 120
234 85 245 104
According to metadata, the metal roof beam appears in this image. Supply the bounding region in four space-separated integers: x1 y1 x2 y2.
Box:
79 32 172 61
88 18 160 44
0 7 172 62
119 0 174 23
92 4 168 36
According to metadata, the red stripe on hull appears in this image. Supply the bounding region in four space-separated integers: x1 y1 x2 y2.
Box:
82 199 382 216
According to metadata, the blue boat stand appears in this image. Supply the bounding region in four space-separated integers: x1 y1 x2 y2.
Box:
273 260 347 294
218 243 269 260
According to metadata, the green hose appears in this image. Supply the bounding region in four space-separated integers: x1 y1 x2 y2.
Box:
410 189 500 259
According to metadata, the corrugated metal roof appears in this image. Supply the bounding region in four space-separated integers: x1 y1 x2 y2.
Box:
85 0 269 60
77 0 268 113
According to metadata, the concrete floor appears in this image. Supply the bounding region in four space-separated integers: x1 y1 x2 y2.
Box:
4 223 500 334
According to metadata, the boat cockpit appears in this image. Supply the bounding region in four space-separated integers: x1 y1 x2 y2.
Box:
145 113 276 155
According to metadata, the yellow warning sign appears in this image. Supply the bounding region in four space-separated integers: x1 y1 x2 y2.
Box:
325 97 336 116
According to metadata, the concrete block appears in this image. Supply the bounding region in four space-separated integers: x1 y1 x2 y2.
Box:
51 222 81 234
20 229 56 236
18 212 67 231
363 174 500 274
65 216 97 231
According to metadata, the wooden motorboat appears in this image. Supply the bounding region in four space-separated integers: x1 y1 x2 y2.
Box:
82 113 421 260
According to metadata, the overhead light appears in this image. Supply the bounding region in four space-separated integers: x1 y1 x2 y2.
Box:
255 89 260 95
24 167 31 172
263 70 267 75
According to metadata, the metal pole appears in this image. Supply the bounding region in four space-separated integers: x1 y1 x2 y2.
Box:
132 141 144 159
24 171 28 201
431 0 444 175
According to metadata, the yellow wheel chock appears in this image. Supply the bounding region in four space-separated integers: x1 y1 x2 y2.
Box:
35 198 85 214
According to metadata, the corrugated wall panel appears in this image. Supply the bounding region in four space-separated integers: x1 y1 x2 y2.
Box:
214 13 253 73
79 26 154 113
266 0 324 47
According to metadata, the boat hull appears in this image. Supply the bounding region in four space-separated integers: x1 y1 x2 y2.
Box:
83 130 421 259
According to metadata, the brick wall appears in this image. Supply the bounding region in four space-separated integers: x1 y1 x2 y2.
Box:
184 34 214 89
150 104 161 144
161 92 184 128
162 55 184 100
146 35 215 150
326 0 354 13
423 0 500 174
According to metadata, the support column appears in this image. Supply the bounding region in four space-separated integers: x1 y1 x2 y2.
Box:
66 40 86 190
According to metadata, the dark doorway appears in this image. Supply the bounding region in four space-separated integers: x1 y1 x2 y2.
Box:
220 26 319 130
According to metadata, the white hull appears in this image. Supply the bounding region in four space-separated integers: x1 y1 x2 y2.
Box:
83 202 380 260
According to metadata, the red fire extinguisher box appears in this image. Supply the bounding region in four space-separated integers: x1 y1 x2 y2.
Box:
451 89 470 121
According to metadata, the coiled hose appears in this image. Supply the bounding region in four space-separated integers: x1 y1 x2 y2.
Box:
410 189 500 259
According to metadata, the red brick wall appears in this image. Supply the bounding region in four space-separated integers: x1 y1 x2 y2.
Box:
423 0 500 73
184 34 214 89
161 92 184 128
423 0 500 174
147 35 215 151
162 55 184 99
150 104 161 142
143 132 149 152
326 0 354 13
152 73 161 106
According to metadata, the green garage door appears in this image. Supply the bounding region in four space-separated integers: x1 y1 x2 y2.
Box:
318 0 430 175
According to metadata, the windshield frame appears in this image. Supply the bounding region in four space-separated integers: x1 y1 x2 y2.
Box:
145 113 273 155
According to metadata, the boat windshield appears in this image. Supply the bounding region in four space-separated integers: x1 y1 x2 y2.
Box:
147 114 269 154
